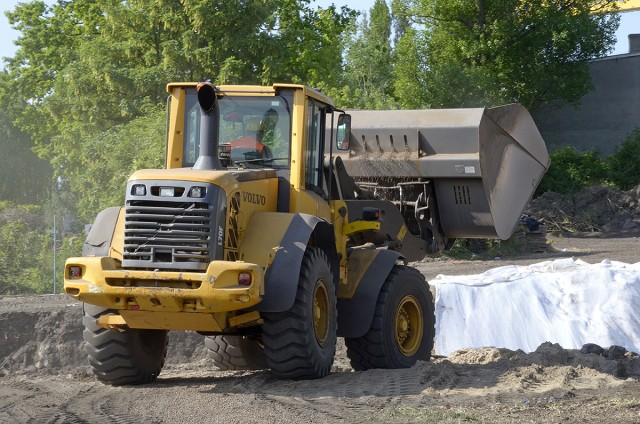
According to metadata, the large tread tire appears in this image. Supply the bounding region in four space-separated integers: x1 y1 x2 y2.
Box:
83 304 168 386
205 335 267 371
262 247 337 379
345 265 435 371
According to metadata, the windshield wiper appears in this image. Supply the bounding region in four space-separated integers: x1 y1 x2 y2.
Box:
233 157 288 166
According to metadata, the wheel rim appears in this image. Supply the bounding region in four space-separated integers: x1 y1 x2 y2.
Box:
313 279 330 347
395 295 423 356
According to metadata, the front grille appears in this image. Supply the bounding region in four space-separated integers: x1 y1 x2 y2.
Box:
123 200 213 271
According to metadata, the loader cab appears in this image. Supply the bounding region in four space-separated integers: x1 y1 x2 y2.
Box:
170 84 294 171
165 83 340 218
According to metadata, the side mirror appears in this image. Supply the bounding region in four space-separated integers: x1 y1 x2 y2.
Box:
336 114 351 151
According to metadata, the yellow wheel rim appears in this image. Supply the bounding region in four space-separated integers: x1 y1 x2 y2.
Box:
395 295 423 356
313 280 330 347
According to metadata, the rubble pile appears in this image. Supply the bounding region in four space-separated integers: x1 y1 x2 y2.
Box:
527 185 640 233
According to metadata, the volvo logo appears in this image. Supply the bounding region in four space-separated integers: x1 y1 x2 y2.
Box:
242 192 266 205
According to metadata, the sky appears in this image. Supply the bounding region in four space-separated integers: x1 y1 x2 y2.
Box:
0 0 638 63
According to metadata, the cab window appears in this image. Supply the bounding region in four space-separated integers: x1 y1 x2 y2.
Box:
182 88 293 168
305 98 326 191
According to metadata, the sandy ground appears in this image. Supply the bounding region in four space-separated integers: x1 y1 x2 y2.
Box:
1 232 639 423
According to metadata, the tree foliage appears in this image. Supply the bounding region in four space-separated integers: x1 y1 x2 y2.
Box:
3 0 355 220
608 128 640 190
0 0 358 294
0 0 625 293
340 0 396 109
536 129 640 196
0 200 83 295
0 82 52 204
536 146 608 195
393 0 619 109
72 108 166 222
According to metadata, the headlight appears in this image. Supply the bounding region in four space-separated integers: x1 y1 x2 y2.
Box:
189 186 206 198
159 187 175 197
132 184 146 196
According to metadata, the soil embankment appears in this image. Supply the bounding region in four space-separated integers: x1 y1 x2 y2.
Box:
1 233 639 422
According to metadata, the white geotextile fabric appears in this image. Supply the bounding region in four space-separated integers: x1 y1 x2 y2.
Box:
431 258 640 356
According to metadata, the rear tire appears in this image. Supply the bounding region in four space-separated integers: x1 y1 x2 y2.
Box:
83 304 168 385
345 265 435 371
205 335 267 370
262 247 337 379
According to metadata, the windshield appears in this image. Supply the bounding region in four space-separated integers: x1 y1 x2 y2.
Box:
182 88 293 168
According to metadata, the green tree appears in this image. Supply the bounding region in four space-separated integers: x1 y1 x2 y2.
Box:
607 128 640 190
0 99 52 204
536 146 608 195
71 108 166 222
393 0 619 109
4 0 355 220
392 27 430 108
0 202 46 294
341 0 396 109
0 201 83 295
266 2 356 92
0 0 357 293
391 0 411 44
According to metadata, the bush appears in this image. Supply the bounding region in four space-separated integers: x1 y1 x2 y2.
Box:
608 128 640 190
0 201 82 295
0 202 48 294
536 146 608 196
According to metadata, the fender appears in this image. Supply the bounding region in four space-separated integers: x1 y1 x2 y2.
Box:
336 249 403 338
82 207 124 258
239 212 338 312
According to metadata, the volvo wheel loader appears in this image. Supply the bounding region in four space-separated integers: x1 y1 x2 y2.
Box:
64 82 549 385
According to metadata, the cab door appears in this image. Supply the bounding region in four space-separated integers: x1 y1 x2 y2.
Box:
304 98 329 198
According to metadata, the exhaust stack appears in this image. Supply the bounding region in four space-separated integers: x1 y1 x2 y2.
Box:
193 82 223 170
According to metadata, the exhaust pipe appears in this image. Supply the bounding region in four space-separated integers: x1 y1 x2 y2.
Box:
193 82 223 170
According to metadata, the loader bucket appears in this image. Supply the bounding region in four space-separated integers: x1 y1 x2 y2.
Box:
335 104 550 239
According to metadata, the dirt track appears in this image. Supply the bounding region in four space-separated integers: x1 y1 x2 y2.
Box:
1 232 639 423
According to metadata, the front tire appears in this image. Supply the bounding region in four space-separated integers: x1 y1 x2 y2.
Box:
262 247 337 379
205 335 266 371
83 304 168 385
345 265 435 371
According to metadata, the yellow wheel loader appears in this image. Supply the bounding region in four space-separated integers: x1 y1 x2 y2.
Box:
64 82 549 385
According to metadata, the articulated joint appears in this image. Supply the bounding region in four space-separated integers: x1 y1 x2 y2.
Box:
343 220 381 236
